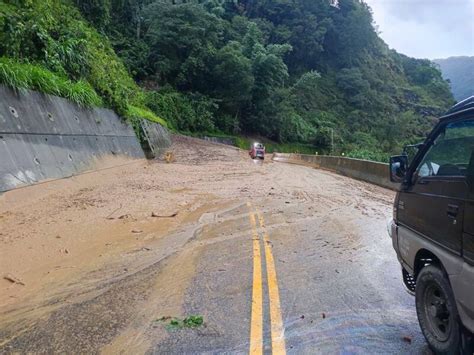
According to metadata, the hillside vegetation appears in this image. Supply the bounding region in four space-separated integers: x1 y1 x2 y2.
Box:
0 0 165 127
1 0 454 160
434 56 474 102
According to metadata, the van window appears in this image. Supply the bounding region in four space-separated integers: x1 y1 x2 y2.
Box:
417 119 474 178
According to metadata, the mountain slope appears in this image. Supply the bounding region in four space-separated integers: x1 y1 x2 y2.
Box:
0 0 164 127
434 56 474 102
1 0 455 160
93 0 454 159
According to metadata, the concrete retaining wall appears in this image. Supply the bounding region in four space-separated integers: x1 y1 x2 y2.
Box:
273 153 400 190
0 85 146 192
140 119 172 158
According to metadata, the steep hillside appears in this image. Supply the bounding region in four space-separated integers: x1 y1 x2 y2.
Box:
79 0 453 160
0 0 165 127
1 0 454 160
434 56 474 102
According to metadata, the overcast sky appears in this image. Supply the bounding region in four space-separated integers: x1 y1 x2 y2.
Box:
363 0 474 59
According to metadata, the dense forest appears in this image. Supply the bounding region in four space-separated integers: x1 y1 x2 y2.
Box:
0 0 455 160
434 56 474 102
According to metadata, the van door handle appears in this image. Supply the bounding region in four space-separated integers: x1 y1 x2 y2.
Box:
447 204 459 218
418 179 429 185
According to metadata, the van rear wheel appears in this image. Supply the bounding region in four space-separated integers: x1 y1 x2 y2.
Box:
416 265 461 354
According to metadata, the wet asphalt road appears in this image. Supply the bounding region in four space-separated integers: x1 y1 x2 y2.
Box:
0 158 432 354
151 189 430 354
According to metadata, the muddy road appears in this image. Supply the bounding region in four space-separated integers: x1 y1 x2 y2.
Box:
0 136 430 353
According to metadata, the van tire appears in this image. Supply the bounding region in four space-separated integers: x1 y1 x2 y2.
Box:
416 265 461 354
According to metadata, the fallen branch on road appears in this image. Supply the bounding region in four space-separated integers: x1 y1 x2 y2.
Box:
106 203 123 219
4 274 25 286
151 211 178 218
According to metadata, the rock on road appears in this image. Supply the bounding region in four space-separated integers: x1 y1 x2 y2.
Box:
0 136 430 353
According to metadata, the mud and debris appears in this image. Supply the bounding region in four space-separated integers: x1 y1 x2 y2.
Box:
3 274 25 286
151 211 178 218
0 135 428 353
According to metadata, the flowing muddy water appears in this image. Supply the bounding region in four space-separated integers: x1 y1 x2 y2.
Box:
0 136 429 353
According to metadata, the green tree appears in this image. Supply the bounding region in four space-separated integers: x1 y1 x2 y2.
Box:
212 41 254 118
143 2 224 88
73 0 111 30
2 0 455 159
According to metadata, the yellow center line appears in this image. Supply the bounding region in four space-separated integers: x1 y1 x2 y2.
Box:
248 203 263 355
257 210 287 355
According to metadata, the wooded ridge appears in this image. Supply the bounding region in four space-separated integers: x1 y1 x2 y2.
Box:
0 0 455 160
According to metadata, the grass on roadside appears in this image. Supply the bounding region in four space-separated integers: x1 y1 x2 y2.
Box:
0 57 170 129
156 315 204 331
0 57 102 107
235 136 319 154
126 105 169 128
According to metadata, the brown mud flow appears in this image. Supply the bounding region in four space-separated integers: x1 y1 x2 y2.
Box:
0 135 425 353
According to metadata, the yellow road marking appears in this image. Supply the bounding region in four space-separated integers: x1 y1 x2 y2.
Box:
248 203 263 355
257 210 287 355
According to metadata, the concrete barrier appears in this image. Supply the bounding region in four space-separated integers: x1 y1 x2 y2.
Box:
273 153 400 190
0 85 149 192
140 119 172 158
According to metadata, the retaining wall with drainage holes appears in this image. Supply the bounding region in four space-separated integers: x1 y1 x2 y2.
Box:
0 85 145 192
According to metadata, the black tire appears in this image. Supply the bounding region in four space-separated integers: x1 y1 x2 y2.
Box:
416 265 461 354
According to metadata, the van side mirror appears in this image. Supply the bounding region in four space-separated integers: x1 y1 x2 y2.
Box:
390 155 408 183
